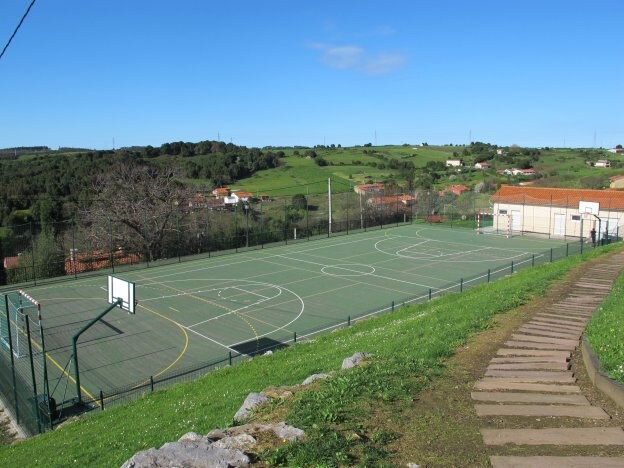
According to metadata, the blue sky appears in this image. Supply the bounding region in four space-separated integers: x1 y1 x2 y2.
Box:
1 0 622 150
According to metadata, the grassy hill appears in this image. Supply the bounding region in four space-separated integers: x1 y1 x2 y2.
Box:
0 242 620 467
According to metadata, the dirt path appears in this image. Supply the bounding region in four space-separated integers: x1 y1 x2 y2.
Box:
390 252 624 467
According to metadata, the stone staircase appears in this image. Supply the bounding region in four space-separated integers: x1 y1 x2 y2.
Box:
473 254 624 467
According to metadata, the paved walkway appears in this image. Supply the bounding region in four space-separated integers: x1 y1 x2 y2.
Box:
473 253 624 467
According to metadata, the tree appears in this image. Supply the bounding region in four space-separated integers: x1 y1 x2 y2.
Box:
0 238 6 286
291 194 308 211
81 163 193 262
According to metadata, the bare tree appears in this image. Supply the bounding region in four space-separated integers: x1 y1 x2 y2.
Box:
81 163 194 262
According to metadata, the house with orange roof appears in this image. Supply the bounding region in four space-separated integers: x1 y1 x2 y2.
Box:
212 187 230 197
443 184 470 196
490 186 624 239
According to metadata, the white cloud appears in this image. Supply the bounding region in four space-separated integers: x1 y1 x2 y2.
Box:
309 43 406 75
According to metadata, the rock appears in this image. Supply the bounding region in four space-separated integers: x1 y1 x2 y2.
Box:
207 421 305 442
213 433 257 451
121 443 250 468
406 464 420 468
302 373 331 385
178 431 205 443
263 350 273 356
342 352 372 369
233 392 271 423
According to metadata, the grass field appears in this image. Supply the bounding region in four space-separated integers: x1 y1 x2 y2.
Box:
5 224 571 409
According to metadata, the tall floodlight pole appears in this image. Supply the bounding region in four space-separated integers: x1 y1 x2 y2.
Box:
328 178 332 235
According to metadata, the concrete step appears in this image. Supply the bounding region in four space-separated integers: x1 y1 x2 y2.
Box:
490 356 569 364
485 370 574 379
517 326 581 340
487 362 570 371
504 340 576 351
527 320 585 332
474 380 581 392
511 334 579 347
481 427 624 446
490 456 624 468
474 404 609 418
478 374 576 384
471 392 589 405
535 313 588 323
496 349 571 358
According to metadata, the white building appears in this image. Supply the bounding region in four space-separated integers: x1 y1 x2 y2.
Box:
446 159 464 167
490 186 624 239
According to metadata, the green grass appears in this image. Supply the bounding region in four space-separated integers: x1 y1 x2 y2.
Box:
0 244 619 466
586 271 624 384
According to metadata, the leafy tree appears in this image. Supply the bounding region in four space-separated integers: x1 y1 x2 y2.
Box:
291 194 308 210
0 238 6 286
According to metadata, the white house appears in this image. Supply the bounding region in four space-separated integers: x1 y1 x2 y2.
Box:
223 191 253 205
608 147 624 154
474 162 491 170
490 186 624 239
446 159 463 167
595 160 611 168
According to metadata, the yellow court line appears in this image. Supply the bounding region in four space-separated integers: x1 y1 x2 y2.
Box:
135 303 189 380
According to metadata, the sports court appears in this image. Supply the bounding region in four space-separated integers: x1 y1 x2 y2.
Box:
4 224 569 408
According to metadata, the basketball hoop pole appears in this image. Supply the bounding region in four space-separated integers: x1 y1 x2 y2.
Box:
72 298 122 405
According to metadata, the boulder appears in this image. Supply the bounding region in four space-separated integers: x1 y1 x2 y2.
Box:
207 421 304 442
342 352 372 369
121 443 249 468
301 373 331 385
233 392 271 423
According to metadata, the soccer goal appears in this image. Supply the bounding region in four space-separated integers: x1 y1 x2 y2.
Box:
0 290 44 359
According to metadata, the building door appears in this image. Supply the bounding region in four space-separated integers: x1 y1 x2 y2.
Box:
511 210 522 232
554 213 565 236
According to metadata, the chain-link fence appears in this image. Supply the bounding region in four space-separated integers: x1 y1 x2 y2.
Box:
0 292 53 436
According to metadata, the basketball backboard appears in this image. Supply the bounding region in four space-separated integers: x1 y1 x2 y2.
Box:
107 275 136 314
579 201 599 216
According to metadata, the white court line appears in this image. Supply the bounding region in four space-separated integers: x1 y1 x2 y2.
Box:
188 289 281 328
183 326 236 352
272 253 439 290
231 286 272 301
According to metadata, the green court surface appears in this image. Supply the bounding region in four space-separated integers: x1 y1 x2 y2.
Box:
15 225 568 405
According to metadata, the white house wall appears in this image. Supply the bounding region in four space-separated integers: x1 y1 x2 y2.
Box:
492 202 624 238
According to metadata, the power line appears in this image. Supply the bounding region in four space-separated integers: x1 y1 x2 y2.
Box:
0 0 38 63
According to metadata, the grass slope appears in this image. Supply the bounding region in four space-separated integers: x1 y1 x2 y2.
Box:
0 245 619 466
587 271 624 384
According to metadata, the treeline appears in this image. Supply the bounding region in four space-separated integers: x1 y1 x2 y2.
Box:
0 140 283 227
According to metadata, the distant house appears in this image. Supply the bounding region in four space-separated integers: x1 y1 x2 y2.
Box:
3 256 20 269
354 183 385 195
188 194 208 209
367 194 415 209
496 149 508 156
504 168 536 176
474 162 491 170
594 160 611 168
446 159 464 167
212 187 230 197
442 184 470 196
608 147 624 154
224 191 253 205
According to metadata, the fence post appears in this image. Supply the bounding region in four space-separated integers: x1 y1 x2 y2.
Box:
5 295 20 423
511 261 514 274
100 390 104 410
550 248 553 262
487 269 490 283
391 301 395 312
293 331 297 343
228 351 232 366
566 243 569 257
150 376 154 392
460 278 463 292
429 288 432 300
25 318 42 433
347 315 351 326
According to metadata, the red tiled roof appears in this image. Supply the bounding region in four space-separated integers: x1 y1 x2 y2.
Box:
491 186 624 210
234 191 253 198
3 256 20 269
